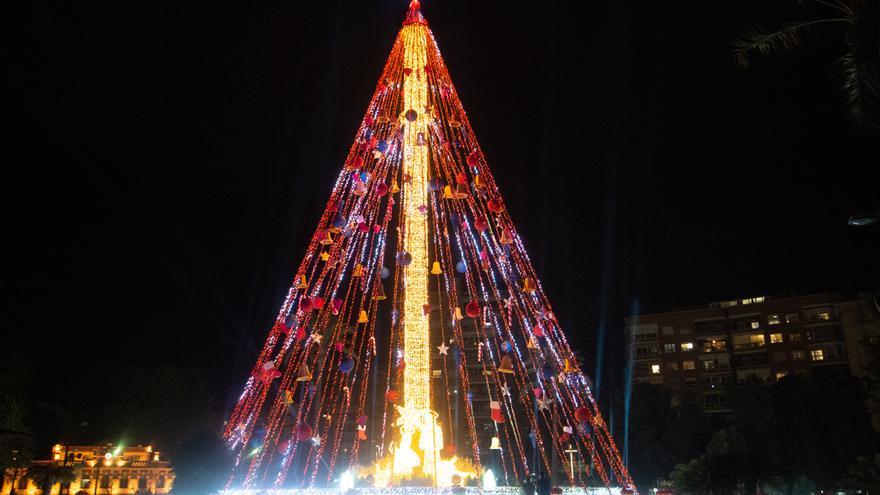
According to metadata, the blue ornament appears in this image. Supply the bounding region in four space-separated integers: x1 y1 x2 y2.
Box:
380 266 391 279
541 364 555 380
376 140 388 153
577 422 593 436
339 357 355 373
501 341 512 353
455 260 467 274
466 391 474 403
360 171 369 183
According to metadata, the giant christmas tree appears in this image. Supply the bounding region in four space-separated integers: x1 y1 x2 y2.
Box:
223 2 635 492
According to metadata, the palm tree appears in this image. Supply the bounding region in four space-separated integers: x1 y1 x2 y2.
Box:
26 464 77 495
733 0 880 133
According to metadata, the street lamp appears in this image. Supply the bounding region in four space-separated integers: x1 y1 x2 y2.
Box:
847 211 879 227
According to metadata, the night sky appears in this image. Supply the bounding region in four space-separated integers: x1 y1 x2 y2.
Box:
6 1 878 417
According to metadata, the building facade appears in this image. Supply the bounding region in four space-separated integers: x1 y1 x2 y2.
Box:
625 292 880 414
2 444 174 495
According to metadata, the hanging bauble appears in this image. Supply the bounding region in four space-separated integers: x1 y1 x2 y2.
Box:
293 326 306 341
364 115 374 127
429 176 441 191
277 439 291 455
372 283 386 301
454 307 464 320
532 323 545 337
474 215 488 232
376 140 388 153
385 389 399 403
349 156 364 170
359 171 369 183
467 150 480 167
295 275 308 289
300 297 313 312
397 251 413 266
541 364 555 380
391 179 400 194
500 340 513 353
403 67 413 76
357 415 368 427
455 260 467 273
380 266 391 279
312 296 325 310
453 183 469 199
521 277 537 294
442 185 454 199
331 214 345 232
339 356 355 373
444 444 457 457
431 261 442 275
376 181 389 196
488 198 504 213
574 407 592 423
465 300 480 318
295 423 313 442
320 230 334 245
489 436 501 450
405 109 418 122
577 421 593 437
358 309 368 324
357 221 369 233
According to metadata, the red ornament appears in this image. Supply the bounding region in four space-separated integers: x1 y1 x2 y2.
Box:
351 156 364 170
574 407 592 423
487 199 504 213
403 67 413 76
467 150 480 167
295 423 313 442
465 300 480 318
456 172 467 185
423 303 431 316
405 109 418 122
377 181 389 196
300 297 313 312
364 115 374 127
277 439 291 454
358 221 369 233
357 415 368 426
294 326 306 341
533 323 544 337
474 215 488 232
312 296 325 309
385 389 399 403
373 224 381 234
444 444 456 457
331 298 343 315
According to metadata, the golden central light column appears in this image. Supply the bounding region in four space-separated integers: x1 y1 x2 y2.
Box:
394 19 441 478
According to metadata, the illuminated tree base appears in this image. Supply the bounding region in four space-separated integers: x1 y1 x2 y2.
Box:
221 487 626 495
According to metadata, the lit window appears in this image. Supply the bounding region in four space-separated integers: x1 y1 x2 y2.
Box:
680 342 694 351
768 314 781 325
651 364 661 374
751 320 760 329
775 371 788 381
663 343 676 353
785 313 799 323
703 359 718 370
668 362 679 371
811 349 825 361
682 360 696 370
818 312 831 321
789 333 802 342
791 350 805 361
770 333 783 344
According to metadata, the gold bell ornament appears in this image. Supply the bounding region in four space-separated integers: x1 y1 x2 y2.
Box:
319 230 334 245
295 275 308 289
353 263 364 277
372 283 386 301
454 307 464 321
499 228 513 245
391 179 400 194
358 309 369 324
453 183 469 200
431 261 442 275
564 359 577 374
443 185 454 199
521 277 537 294
498 355 515 374
489 436 501 450
474 174 484 190
526 335 539 349
296 362 312 382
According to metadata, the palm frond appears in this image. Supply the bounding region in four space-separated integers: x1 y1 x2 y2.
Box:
838 52 880 133
733 19 849 68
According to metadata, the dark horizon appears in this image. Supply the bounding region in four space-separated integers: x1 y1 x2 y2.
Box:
6 0 878 437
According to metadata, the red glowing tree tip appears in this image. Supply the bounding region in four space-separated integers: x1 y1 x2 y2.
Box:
404 0 427 25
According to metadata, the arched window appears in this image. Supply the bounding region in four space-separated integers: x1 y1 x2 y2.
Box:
156 476 166 489
100 475 110 488
138 477 148 489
